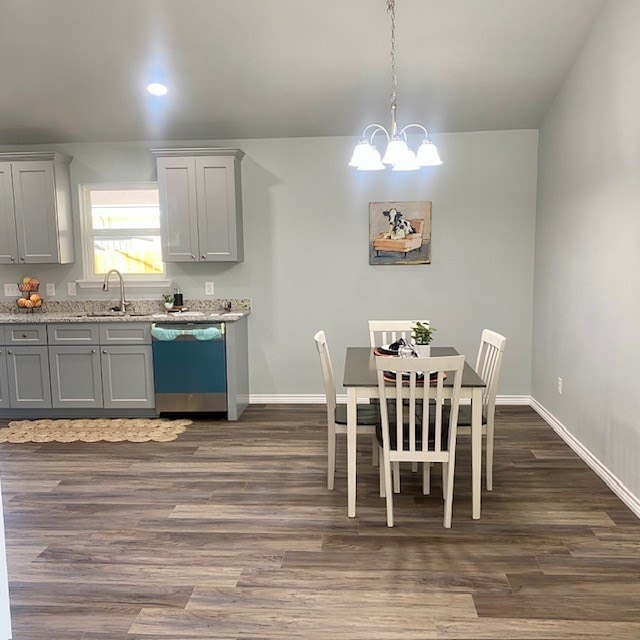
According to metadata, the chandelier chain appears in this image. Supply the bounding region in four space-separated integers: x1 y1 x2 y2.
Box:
388 0 397 120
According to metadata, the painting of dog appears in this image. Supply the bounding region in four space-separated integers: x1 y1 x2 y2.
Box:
383 208 416 240
369 201 432 265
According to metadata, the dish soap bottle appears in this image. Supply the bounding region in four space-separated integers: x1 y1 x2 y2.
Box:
173 287 184 308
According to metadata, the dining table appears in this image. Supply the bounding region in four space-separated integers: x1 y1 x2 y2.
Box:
343 346 486 519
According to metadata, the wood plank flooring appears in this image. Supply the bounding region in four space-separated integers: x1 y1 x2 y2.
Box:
0 405 639 639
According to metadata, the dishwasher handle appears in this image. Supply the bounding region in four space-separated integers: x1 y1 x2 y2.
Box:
151 324 223 342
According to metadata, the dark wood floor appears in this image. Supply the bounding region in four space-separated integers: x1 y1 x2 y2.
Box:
0 405 639 639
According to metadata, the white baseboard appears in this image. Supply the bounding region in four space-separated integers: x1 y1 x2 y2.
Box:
530 397 640 519
249 394 530 405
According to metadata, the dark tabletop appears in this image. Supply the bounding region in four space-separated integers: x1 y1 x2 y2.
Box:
343 346 486 388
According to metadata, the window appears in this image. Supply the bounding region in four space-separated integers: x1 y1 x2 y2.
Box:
81 184 164 278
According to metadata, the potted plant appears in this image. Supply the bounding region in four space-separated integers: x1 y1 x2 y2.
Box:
162 294 174 310
412 321 436 357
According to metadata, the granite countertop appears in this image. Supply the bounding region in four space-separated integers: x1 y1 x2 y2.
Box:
0 298 251 324
0 310 249 324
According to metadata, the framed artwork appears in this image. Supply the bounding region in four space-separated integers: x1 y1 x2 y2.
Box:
369 200 432 265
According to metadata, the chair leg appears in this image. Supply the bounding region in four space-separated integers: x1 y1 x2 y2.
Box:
441 462 447 500
372 435 379 467
443 461 455 529
422 462 431 495
379 447 385 497
393 461 400 493
383 452 394 527
327 426 336 490
486 421 494 491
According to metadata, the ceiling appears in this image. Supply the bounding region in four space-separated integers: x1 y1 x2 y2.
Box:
0 0 604 145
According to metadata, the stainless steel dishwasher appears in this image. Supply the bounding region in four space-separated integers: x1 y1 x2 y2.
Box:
151 323 227 413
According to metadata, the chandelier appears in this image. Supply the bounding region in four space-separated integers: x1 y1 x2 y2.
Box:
349 0 442 171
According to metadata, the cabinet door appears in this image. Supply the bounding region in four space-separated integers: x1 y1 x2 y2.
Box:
195 156 243 262
0 349 9 408
12 161 59 263
157 156 199 262
0 163 18 265
49 346 103 408
101 345 154 408
6 346 52 408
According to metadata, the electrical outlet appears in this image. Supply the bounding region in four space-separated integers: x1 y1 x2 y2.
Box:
205 281 215 295
557 377 563 394
4 284 19 297
67 282 77 296
46 282 56 297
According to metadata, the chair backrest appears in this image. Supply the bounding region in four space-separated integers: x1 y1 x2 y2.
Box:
368 320 429 348
375 354 464 458
475 330 507 414
313 330 337 418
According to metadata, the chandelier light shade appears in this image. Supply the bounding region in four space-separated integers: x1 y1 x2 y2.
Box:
349 0 442 171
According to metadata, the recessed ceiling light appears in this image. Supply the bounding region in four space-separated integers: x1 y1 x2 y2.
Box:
147 83 168 96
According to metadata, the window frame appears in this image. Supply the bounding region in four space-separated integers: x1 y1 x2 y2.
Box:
78 183 170 289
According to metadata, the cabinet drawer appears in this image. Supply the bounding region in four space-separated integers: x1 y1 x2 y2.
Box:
0 326 4 345
4 325 47 345
99 323 151 345
48 323 100 345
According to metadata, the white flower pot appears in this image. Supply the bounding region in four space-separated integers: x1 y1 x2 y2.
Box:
164 302 174 310
415 345 431 357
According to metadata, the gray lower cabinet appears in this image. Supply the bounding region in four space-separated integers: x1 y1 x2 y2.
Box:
49 346 103 408
100 345 154 409
0 348 8 408
47 323 154 410
5 346 52 408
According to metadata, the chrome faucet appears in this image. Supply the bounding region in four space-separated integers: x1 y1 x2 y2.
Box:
102 269 129 312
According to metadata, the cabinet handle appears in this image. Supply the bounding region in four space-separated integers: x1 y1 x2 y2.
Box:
201 255 206 260
10 256 15 262
91 349 96 354
7 351 12 355
191 254 196 260
20 257 25 261
102 350 107 354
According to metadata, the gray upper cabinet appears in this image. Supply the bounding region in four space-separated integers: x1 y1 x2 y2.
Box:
0 152 74 265
152 148 244 263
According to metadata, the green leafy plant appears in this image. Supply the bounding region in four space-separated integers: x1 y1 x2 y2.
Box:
162 294 174 303
412 321 436 345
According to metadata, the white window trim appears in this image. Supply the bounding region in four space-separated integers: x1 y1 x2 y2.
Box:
77 183 171 289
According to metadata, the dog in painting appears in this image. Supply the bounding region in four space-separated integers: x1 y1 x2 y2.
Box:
383 208 416 240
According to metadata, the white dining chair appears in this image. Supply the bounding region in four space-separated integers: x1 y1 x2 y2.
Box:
368 320 429 349
455 329 506 490
375 353 465 528
369 320 430 483
314 330 378 490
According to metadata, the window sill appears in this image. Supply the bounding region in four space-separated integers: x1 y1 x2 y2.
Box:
76 278 172 290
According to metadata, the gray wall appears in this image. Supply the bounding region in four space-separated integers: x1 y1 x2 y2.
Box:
1 129 538 396
533 0 640 496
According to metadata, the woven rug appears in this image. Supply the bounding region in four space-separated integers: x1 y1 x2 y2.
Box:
0 418 192 443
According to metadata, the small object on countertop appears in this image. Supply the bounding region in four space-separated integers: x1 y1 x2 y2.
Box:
173 288 184 307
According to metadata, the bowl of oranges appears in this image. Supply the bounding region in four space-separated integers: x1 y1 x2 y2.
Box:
16 276 42 311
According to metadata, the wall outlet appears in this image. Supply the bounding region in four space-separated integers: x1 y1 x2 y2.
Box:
67 282 77 296
557 377 563 394
205 281 215 295
4 284 19 297
46 283 56 297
